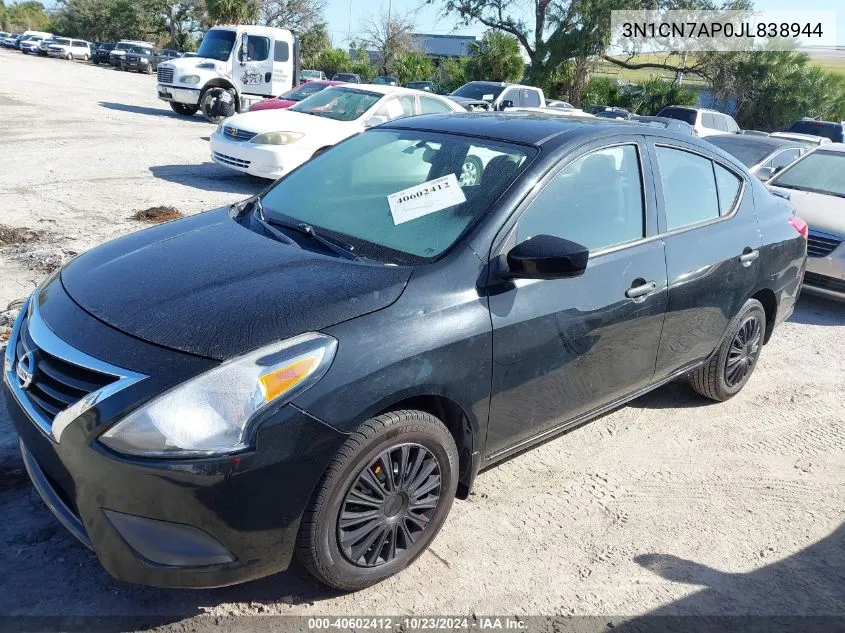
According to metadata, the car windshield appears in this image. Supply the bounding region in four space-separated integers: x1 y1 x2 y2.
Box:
372 76 397 85
451 83 505 101
786 120 844 142
196 29 236 61
54 38 70 46
280 82 330 101
102 43 115 50
260 129 536 264
707 137 779 167
657 107 698 125
302 70 321 78
334 74 358 81
115 43 131 50
290 87 381 122
771 151 845 197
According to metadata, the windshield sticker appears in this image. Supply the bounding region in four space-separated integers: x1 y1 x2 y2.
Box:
482 93 494 100
388 174 466 225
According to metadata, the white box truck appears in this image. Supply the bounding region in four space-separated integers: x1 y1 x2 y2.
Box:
156 25 299 122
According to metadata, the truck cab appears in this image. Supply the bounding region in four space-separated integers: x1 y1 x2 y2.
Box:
156 25 299 122
448 81 545 112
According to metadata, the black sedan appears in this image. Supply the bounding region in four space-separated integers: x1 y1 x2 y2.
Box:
4 113 807 592
705 134 812 180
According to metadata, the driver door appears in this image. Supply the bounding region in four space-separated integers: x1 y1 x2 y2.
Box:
485 137 668 457
236 33 274 96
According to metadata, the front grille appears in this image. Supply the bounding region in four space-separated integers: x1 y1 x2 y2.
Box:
804 271 845 294
807 230 842 258
213 151 251 169
157 67 174 84
14 314 116 424
222 125 257 142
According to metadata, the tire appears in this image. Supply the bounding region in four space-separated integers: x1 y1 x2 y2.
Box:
296 410 459 591
145 65 152 74
83 53 89 61
67 53 73 61
460 156 484 186
689 298 766 401
169 102 199 116
200 87 235 124
93 58 99 65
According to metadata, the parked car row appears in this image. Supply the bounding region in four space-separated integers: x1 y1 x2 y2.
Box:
2 32 191 72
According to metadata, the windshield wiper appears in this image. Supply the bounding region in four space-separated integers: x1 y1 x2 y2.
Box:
234 199 299 247
263 215 362 261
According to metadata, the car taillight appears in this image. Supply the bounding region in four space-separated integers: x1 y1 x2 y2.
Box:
788 216 808 239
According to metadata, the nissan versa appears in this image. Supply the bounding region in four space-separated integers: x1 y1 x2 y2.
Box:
4 114 807 591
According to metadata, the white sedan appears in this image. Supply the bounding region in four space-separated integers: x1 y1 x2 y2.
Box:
209 85 465 180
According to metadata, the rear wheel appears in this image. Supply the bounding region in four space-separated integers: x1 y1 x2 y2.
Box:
169 102 199 116
296 410 458 591
82 53 89 61
689 298 766 401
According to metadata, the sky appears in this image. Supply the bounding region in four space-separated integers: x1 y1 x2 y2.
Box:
323 0 844 47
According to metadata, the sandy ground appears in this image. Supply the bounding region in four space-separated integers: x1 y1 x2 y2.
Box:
0 49 844 629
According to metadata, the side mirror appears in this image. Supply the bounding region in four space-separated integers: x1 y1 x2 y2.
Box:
364 115 389 128
499 99 514 111
756 166 775 181
239 33 248 64
499 235 589 280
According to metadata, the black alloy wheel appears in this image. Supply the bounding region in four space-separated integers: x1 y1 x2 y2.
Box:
338 443 441 567
724 314 762 387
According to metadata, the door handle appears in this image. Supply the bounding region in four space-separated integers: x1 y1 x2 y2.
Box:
625 280 657 299
740 248 760 266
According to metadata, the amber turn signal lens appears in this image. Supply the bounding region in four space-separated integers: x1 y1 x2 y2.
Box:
258 356 319 402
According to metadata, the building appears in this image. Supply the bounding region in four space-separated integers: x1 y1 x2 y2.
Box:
351 32 477 65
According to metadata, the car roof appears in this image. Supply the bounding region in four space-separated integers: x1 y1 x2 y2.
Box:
706 134 805 150
339 84 428 96
815 143 845 154
382 111 693 147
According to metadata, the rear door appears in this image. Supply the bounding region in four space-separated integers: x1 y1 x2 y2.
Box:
646 140 761 380
486 136 668 457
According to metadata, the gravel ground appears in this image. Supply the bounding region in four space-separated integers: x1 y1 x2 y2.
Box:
0 49 843 629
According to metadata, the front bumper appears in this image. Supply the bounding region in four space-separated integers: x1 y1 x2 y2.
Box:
47 50 66 58
209 131 311 180
3 291 348 588
803 246 845 301
125 60 151 71
157 84 200 106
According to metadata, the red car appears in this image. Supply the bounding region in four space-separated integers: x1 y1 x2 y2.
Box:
249 80 343 112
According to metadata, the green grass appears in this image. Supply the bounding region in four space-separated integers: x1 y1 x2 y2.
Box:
593 51 845 84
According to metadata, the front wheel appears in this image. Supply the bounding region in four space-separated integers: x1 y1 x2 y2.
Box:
689 298 766 401
296 410 458 591
199 87 235 123
169 102 199 116
82 53 89 61
67 52 73 61
460 156 483 186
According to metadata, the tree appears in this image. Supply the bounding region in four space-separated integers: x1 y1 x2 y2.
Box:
395 51 434 84
707 49 845 130
358 9 416 76
465 30 523 83
206 0 257 25
433 56 468 93
300 20 330 68
430 0 749 104
312 47 352 79
6 0 50 30
258 0 324 30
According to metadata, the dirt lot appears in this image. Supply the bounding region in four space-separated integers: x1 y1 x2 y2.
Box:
0 49 844 629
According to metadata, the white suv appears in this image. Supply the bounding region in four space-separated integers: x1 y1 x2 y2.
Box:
656 105 740 137
47 38 91 60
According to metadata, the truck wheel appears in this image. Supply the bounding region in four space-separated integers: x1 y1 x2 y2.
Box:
169 102 199 116
200 87 235 124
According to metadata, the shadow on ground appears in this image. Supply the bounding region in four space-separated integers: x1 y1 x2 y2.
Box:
610 523 845 632
149 163 263 195
98 101 210 124
788 294 845 326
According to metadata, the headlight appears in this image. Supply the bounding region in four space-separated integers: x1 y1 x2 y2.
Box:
179 74 201 84
99 333 337 457
251 131 304 145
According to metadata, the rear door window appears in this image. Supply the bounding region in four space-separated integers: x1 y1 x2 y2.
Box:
523 89 541 107
656 146 721 230
274 41 289 62
419 96 453 114
702 112 716 129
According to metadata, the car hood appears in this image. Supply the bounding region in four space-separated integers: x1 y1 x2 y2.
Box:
221 108 357 137
60 209 412 360
769 187 845 237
